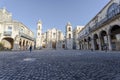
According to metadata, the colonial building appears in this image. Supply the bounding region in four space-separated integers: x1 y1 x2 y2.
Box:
36 21 65 49
0 8 34 50
73 26 84 49
78 0 120 51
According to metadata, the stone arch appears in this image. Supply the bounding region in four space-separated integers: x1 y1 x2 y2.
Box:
99 30 107 50
79 41 82 50
109 25 120 50
52 41 56 49
79 40 83 50
23 40 25 46
93 34 99 50
87 36 92 50
83 38 87 49
68 27 71 31
26 41 29 49
69 34 71 39
23 40 25 50
1 37 14 49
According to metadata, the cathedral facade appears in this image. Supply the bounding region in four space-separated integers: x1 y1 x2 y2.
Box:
36 21 65 49
36 21 81 50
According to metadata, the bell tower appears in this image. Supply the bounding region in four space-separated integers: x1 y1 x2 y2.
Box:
36 20 42 48
65 22 73 49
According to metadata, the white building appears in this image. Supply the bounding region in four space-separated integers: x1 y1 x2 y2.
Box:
36 21 65 49
73 26 84 49
0 8 34 50
78 0 120 51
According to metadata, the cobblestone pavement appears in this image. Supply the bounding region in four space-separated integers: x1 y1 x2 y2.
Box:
0 50 120 80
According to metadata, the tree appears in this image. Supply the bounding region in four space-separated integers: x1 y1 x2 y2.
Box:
0 43 4 51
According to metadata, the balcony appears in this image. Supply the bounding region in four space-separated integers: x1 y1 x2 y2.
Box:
19 32 34 41
90 6 120 32
4 31 12 36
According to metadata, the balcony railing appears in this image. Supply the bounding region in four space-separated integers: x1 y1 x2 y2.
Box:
19 32 34 41
4 31 12 36
90 6 120 32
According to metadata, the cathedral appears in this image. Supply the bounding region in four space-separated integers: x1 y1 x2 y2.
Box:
36 20 74 49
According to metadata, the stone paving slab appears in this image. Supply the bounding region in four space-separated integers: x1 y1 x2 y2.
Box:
0 50 120 80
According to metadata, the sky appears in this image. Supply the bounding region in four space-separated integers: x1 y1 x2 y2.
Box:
0 0 110 36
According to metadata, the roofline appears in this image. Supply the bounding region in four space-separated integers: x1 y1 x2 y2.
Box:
84 0 112 29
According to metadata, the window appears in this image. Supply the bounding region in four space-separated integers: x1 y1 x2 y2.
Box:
53 33 56 38
69 34 71 39
38 26 40 30
20 28 23 33
69 27 71 31
38 33 40 36
8 26 12 31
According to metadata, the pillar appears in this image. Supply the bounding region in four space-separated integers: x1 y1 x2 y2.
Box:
91 37 95 50
13 37 19 50
98 36 102 51
108 34 112 51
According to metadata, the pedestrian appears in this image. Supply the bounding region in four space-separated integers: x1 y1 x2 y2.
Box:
29 45 32 52
91 48 93 51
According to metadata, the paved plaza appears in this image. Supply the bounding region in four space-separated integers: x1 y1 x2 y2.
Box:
0 50 120 80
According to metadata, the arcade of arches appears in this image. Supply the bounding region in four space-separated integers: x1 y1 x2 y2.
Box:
1 37 34 50
79 25 120 51
19 39 34 50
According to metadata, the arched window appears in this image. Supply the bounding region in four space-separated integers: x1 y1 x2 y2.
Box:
38 26 40 30
69 34 71 39
68 27 71 31
38 33 40 36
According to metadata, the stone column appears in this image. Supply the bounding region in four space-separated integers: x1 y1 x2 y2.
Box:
108 34 112 51
13 37 19 50
87 41 89 50
91 38 95 50
83 41 85 50
98 36 102 51
21 39 24 50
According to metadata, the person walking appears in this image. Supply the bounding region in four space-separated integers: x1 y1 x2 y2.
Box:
29 45 32 52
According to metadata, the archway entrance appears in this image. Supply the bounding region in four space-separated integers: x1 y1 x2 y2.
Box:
110 25 120 50
1 37 14 49
93 34 99 50
52 41 56 49
100 31 107 50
